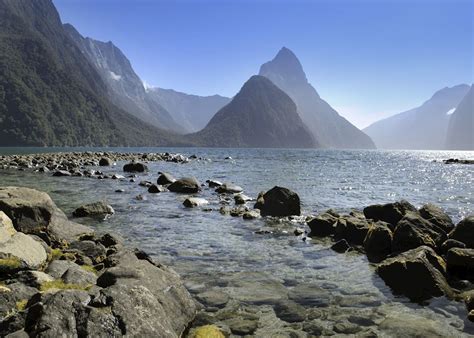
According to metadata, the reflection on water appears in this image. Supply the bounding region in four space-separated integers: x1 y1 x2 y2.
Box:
0 147 473 335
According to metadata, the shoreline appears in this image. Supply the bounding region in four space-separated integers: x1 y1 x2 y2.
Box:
0 151 473 336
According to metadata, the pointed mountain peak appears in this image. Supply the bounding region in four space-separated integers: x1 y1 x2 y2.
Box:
259 47 308 85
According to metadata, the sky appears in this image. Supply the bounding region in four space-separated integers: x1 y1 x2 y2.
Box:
54 0 473 129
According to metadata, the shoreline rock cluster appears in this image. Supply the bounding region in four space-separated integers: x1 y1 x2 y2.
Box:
0 186 196 337
305 200 474 320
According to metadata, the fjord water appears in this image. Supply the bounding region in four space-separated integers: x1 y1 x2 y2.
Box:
1 148 473 335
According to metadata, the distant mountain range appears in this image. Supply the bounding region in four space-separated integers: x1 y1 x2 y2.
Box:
190 75 316 148
446 85 473 150
364 85 470 150
259 48 375 149
0 0 465 150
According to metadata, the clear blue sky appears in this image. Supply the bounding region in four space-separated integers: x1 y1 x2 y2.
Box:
54 0 472 128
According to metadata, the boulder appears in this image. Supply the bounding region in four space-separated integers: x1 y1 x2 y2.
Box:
449 216 474 248
96 250 196 336
334 216 370 245
254 186 300 217
391 212 447 253
206 180 223 188
98 158 111 166
0 187 57 234
0 211 16 242
234 194 252 205
331 239 351 253
363 222 393 259
446 248 474 278
216 183 243 194
307 213 338 237
157 172 176 185
72 201 114 218
363 200 417 227
183 198 209 208
376 246 452 301
419 204 454 233
147 184 166 193
0 232 47 270
441 239 466 253
242 210 261 220
168 177 200 193
69 240 107 264
123 161 148 173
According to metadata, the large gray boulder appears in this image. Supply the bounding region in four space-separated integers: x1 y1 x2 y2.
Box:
391 212 447 253
168 177 200 193
254 186 300 217
449 216 474 248
376 246 452 301
363 200 417 227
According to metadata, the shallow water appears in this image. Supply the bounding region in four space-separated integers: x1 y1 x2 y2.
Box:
1 147 473 336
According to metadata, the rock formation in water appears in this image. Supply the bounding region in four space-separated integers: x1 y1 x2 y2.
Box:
0 0 183 146
190 75 316 148
259 47 375 149
147 88 230 132
64 24 185 133
445 85 473 150
364 84 470 150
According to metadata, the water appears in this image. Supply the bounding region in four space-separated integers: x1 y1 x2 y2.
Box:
1 147 473 336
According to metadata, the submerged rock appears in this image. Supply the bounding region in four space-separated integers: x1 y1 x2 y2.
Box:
234 194 252 205
168 177 200 193
376 246 452 301
72 201 114 218
206 180 223 188
183 198 209 208
215 183 243 194
148 184 166 193
254 186 300 217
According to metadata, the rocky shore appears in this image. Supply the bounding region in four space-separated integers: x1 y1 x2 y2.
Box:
0 186 197 337
0 151 473 336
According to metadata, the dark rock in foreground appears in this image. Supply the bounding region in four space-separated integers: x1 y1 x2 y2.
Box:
376 246 452 301
0 187 196 336
254 186 300 217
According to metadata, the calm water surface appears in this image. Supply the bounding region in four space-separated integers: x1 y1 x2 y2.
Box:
1 148 473 336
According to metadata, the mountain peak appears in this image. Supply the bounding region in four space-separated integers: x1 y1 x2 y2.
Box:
259 47 308 85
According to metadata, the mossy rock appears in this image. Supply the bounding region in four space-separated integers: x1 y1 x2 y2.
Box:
191 325 225 338
39 280 91 292
16 299 28 311
0 256 24 273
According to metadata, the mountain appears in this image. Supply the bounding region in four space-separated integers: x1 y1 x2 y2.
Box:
63 24 185 133
259 47 375 149
147 88 230 132
364 84 470 150
0 0 183 146
446 85 473 150
190 75 316 148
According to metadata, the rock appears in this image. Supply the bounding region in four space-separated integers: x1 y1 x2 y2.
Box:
111 174 125 180
190 325 225 338
307 213 338 237
419 204 454 233
363 222 393 259
183 198 209 208
294 228 304 236
18 270 54 287
46 260 81 279
234 194 252 205
242 210 261 220
288 283 331 307
469 310 474 322
195 290 229 309
52 170 71 177
334 216 370 245
69 240 107 264
157 172 176 185
98 158 111 166
72 201 114 218
391 212 447 253
123 161 148 173
273 301 306 322
0 231 47 270
139 180 153 187
441 239 466 253
226 318 259 335
0 187 57 234
147 184 166 193
363 200 417 227
331 239 351 253
449 216 474 248
168 177 200 193
446 248 474 278
61 265 98 285
206 180 223 188
96 250 196 336
376 246 452 301
216 183 243 194
0 211 16 243
254 186 301 217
